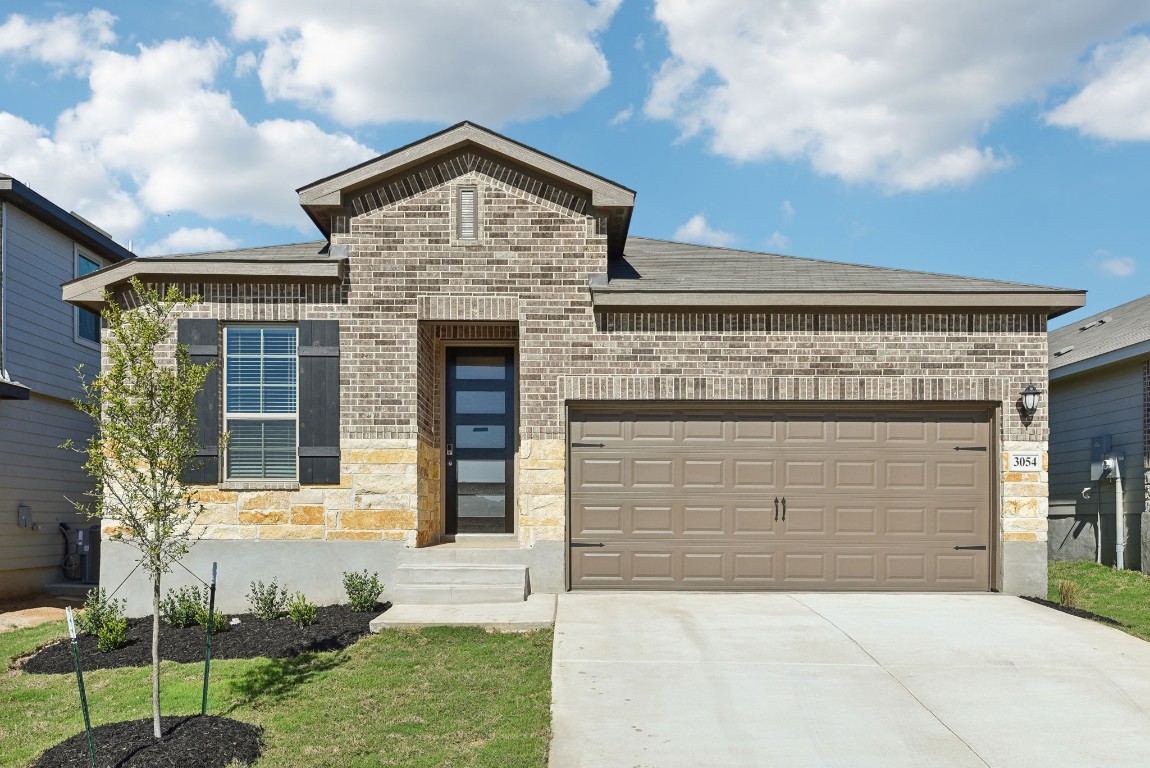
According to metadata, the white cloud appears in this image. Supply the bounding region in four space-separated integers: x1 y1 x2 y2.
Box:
765 231 790 251
234 50 257 77
1047 36 1150 140
0 10 115 70
215 0 621 126
646 1 1150 191
0 112 143 236
0 31 377 240
781 200 795 222
674 213 735 247
142 227 240 257
610 106 634 126
1091 250 1137 277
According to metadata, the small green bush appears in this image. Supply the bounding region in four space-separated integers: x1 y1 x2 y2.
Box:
96 615 129 652
1058 579 1080 609
247 579 289 621
342 569 384 612
195 599 229 633
286 591 318 628
161 585 203 628
77 587 125 637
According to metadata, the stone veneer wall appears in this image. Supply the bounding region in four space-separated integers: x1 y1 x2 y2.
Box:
106 151 1052 594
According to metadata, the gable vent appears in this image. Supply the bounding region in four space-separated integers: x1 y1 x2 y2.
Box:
459 186 477 239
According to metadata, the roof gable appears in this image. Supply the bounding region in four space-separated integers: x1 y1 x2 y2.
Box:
298 122 634 254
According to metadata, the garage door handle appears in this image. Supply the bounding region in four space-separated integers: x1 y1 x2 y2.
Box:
571 542 606 548
953 545 987 550
781 497 786 521
571 442 605 448
774 497 779 521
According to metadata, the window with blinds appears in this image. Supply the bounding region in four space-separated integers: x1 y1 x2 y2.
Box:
458 186 478 239
224 326 298 479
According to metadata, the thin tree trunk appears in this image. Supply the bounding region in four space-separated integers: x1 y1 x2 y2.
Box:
153 567 162 739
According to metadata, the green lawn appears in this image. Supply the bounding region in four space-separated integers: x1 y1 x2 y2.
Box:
1 621 553 767
1048 561 1150 642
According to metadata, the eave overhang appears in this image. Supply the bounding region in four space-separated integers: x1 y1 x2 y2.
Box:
0 177 133 263
0 379 31 400
62 258 346 312
1050 338 1150 381
590 286 1087 318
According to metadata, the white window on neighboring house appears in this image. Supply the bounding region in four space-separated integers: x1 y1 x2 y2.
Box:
75 251 103 346
224 326 298 479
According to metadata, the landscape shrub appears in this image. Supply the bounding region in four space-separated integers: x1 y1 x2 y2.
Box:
1058 579 1080 609
247 579 289 621
96 615 129 652
286 592 318 628
342 569 384 612
161 585 203 628
77 587 126 637
195 599 229 633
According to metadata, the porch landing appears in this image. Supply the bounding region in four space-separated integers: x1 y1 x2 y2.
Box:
369 593 556 632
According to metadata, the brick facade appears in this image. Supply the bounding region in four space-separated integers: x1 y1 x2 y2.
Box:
107 145 1053 594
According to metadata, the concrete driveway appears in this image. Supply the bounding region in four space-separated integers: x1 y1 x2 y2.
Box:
550 593 1150 767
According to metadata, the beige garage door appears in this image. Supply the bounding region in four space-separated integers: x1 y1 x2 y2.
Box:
569 408 992 591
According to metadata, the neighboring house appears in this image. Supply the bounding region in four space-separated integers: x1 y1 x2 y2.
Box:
64 123 1084 615
1048 295 1150 572
0 174 133 599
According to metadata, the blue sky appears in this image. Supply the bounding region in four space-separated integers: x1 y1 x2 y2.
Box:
3 1 1150 328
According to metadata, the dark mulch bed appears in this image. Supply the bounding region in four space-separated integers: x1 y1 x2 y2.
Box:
17 603 390 674
31 715 261 767
1021 595 1125 626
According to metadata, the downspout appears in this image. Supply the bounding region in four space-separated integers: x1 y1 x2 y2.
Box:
1112 456 1126 570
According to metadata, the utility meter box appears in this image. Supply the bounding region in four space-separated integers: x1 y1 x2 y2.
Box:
1090 435 1113 481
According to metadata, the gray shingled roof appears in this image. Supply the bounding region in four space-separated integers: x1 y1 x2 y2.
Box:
610 238 1074 294
1049 294 1150 371
155 241 329 261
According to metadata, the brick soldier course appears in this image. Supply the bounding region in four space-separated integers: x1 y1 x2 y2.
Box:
64 122 1084 614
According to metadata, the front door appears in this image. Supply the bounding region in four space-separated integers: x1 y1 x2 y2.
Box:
445 347 515 534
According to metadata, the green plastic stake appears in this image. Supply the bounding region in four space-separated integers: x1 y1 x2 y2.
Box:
66 607 98 768
201 562 218 716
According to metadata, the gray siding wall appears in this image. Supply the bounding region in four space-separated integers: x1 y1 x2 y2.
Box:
1048 360 1146 570
0 204 100 594
4 204 102 399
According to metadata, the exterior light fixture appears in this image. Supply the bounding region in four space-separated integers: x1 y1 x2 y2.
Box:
1021 383 1042 417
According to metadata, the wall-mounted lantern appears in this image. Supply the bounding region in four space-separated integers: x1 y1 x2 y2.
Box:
1020 383 1043 417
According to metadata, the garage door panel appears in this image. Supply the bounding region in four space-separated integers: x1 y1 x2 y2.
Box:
569 408 991 592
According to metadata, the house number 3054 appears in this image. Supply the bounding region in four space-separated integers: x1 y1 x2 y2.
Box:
1009 453 1041 471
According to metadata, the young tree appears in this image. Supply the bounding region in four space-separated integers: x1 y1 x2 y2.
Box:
67 277 213 739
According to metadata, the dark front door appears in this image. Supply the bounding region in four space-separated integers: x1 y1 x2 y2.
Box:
445 348 515 534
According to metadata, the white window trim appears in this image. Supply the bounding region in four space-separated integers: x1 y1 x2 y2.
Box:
223 324 300 481
73 248 104 350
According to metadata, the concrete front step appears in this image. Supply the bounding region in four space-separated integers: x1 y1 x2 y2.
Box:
389 563 528 605
370 594 556 632
43 581 97 599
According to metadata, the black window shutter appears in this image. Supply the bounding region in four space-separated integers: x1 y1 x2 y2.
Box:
178 319 219 484
298 320 340 484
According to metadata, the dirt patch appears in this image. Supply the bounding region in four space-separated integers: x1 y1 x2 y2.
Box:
16 603 390 674
0 595 79 634
30 715 261 767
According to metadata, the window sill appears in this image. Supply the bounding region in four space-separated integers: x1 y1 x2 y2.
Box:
219 480 300 492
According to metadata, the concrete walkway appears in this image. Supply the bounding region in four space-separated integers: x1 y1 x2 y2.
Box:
550 592 1150 767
